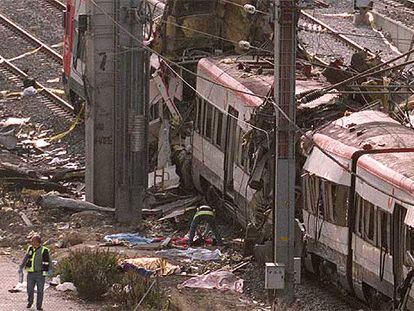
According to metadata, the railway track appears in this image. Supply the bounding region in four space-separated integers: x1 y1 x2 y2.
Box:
300 11 377 58
375 0 414 29
0 8 72 118
42 0 66 12
0 55 73 117
0 13 62 64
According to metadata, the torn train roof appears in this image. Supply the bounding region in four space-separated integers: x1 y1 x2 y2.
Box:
305 110 414 212
197 57 336 108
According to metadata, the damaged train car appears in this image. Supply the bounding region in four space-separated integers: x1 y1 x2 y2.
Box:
301 110 414 309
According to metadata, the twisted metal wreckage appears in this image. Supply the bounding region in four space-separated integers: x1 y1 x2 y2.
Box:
144 0 414 246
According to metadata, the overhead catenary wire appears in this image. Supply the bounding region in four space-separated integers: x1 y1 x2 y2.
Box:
159 19 273 54
88 0 269 135
298 47 414 104
88 0 414 206
268 97 414 207
91 0 414 104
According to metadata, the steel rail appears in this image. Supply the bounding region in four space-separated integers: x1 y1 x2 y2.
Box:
300 10 377 59
0 56 73 114
43 0 66 12
375 0 414 23
0 13 63 64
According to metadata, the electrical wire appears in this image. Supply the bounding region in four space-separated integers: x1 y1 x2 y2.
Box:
267 97 414 207
90 0 414 103
299 26 414 44
219 0 271 16
159 19 273 54
88 0 414 206
89 0 269 134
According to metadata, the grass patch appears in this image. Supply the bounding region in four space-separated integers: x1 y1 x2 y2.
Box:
108 271 168 310
55 249 120 301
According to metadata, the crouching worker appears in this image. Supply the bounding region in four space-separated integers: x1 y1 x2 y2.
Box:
19 235 52 311
188 205 223 246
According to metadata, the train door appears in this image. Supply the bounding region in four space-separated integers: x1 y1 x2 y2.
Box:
63 0 75 79
392 203 407 304
223 107 238 194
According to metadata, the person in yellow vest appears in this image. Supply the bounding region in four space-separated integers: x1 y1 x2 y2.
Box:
188 205 223 246
19 235 52 311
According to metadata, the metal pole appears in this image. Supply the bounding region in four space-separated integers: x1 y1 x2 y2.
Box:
273 0 296 303
85 0 116 207
114 0 148 224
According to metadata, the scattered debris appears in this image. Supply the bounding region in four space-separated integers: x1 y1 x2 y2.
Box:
69 210 106 227
156 248 222 261
50 275 61 286
178 270 244 293
39 193 115 213
121 257 180 276
56 282 77 292
104 233 154 246
19 211 32 227
57 231 86 248
21 86 37 97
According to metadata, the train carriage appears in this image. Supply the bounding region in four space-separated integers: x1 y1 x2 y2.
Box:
192 56 335 227
302 110 414 308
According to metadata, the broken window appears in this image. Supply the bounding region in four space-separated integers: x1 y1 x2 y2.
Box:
204 104 213 140
356 195 363 236
195 96 203 133
303 173 320 215
214 109 223 149
322 181 334 222
378 210 390 250
356 194 376 244
405 226 414 266
332 184 348 227
236 128 249 172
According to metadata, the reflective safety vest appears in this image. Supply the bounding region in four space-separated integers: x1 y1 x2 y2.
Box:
25 246 50 276
193 209 215 220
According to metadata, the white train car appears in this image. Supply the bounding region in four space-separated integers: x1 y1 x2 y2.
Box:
302 110 414 308
192 57 334 227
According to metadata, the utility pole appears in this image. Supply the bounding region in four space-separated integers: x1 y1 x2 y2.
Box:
114 0 149 224
273 0 296 304
85 0 116 208
86 0 148 224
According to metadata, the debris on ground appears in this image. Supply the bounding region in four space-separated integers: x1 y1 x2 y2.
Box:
156 247 222 261
121 257 181 276
39 193 115 213
178 270 244 293
103 233 155 246
56 282 77 292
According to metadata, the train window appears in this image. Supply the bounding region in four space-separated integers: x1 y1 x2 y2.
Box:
332 184 348 226
236 128 250 172
406 227 414 264
363 198 376 243
204 104 213 140
378 210 390 250
197 97 205 134
367 203 375 241
356 195 362 236
214 109 223 148
303 174 320 215
195 97 203 133
356 194 376 244
321 181 334 222
235 127 242 167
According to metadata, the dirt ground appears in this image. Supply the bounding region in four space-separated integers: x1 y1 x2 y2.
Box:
0 243 269 311
0 252 100 311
